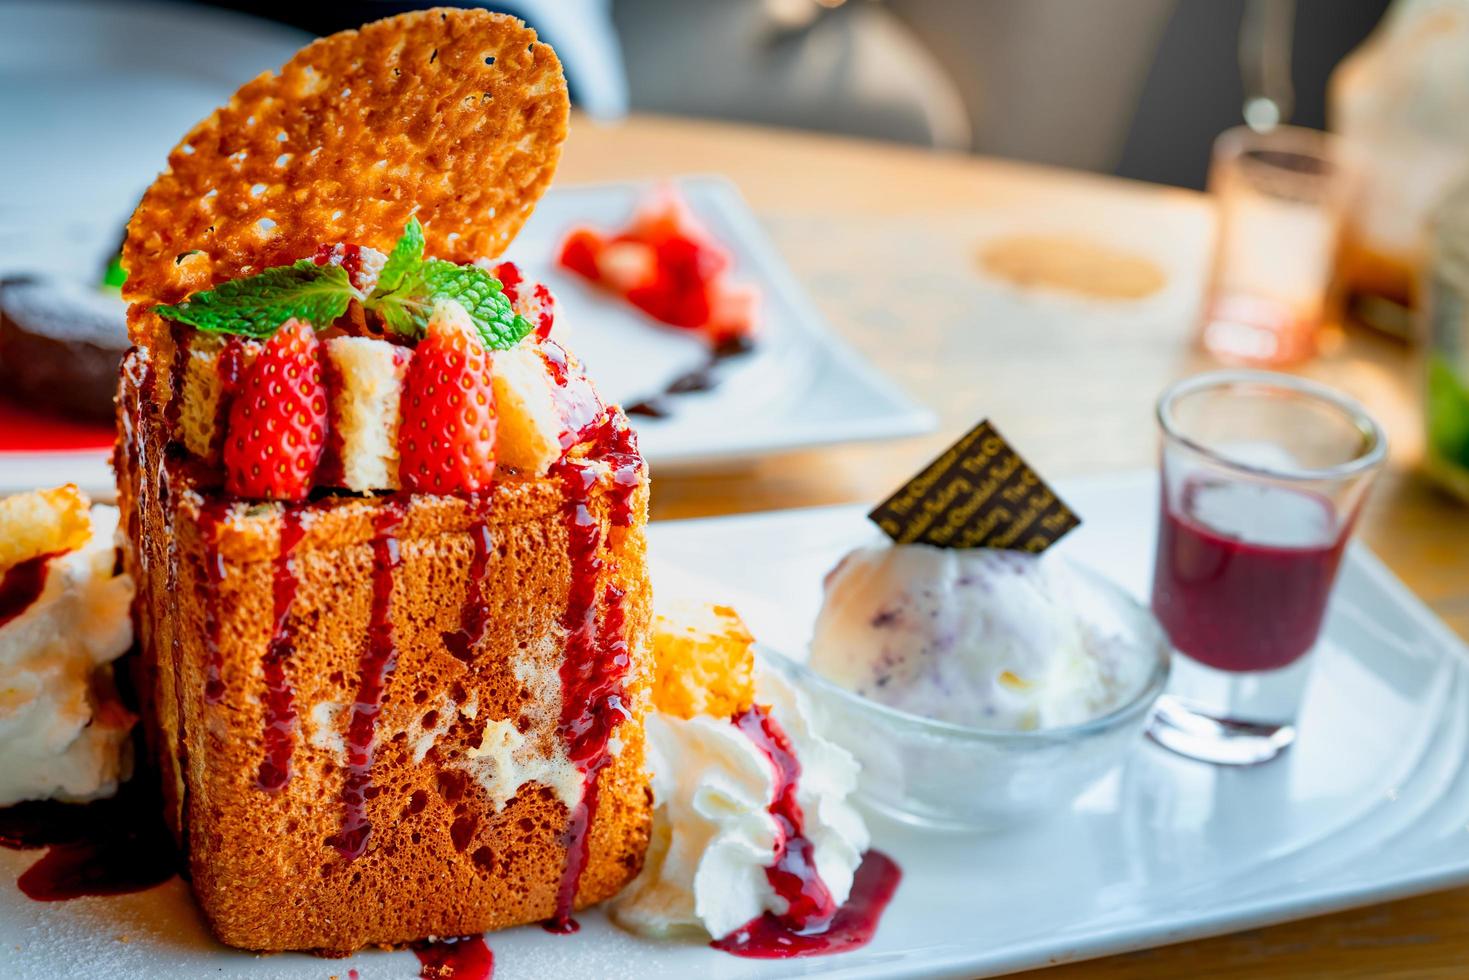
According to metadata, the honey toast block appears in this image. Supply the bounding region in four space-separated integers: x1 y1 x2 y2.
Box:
117 349 652 954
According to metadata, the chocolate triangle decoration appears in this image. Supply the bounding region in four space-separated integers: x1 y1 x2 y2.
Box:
868 419 1080 552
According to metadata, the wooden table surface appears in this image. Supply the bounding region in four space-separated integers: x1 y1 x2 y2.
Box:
557 113 1469 978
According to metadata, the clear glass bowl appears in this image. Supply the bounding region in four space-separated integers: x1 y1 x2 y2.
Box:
759 561 1171 831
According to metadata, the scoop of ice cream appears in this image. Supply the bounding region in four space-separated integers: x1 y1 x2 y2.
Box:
0 504 136 804
611 665 868 941
809 543 1141 731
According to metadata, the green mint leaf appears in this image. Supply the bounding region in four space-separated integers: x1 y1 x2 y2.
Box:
367 259 532 349
102 255 126 291
376 217 425 294
153 260 357 338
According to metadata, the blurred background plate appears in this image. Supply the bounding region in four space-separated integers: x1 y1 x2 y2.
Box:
0 0 310 281
511 176 935 470
0 0 310 496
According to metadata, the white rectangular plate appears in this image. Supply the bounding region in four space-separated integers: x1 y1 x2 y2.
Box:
0 176 933 495
6 470 1468 979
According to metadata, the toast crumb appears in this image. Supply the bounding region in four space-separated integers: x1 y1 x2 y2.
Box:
651 600 756 720
0 485 92 570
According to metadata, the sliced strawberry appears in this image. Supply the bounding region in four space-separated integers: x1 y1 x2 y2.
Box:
223 318 328 501
557 228 604 280
398 303 497 494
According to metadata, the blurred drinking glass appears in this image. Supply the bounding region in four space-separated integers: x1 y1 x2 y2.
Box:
1200 125 1352 366
1147 371 1386 765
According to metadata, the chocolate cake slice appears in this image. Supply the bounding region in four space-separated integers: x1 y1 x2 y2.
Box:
0 277 129 422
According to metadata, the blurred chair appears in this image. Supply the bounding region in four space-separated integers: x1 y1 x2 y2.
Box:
613 0 972 150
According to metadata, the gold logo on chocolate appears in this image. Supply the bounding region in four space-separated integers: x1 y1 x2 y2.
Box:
868 420 1080 552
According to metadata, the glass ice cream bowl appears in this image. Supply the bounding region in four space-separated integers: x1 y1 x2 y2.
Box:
759 560 1171 831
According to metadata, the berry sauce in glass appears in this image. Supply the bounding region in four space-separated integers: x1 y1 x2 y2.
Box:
1151 477 1348 673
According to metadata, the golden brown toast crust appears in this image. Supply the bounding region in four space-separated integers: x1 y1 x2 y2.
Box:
117 349 651 953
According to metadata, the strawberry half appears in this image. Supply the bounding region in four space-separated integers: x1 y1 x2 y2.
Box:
223 318 328 501
398 302 497 494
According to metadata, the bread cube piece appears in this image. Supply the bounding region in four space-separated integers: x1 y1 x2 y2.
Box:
324 336 409 491
0 484 93 570
491 344 566 477
650 599 756 720
117 351 654 953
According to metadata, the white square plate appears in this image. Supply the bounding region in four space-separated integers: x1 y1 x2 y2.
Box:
6 469 1469 978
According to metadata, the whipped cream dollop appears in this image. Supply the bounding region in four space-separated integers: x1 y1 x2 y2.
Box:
809 543 1152 731
612 665 868 941
0 506 135 804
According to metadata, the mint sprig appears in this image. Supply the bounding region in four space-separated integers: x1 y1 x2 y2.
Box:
153 218 533 349
154 260 357 338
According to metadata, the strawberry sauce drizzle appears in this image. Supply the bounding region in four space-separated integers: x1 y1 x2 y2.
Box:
733 706 837 927
411 934 494 979
197 501 232 704
711 850 902 959
0 551 58 629
254 508 309 791
210 338 245 456
326 500 407 860
164 322 191 431
709 706 903 959
537 342 603 449
443 501 493 664
543 417 642 933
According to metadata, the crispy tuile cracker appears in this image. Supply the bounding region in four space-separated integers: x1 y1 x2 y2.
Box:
122 8 569 347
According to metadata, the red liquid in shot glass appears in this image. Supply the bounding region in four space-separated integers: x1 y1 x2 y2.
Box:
1151 478 1348 672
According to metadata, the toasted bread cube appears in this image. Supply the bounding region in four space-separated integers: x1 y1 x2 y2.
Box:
650 599 756 720
0 485 93 570
492 343 565 477
179 336 262 461
325 336 409 492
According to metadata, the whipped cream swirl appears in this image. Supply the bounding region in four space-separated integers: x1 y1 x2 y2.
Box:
612 665 868 940
0 506 135 805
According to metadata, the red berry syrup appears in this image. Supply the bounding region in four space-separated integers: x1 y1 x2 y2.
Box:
411 934 494 980
0 767 177 902
254 507 309 791
732 705 836 928
0 551 58 629
710 706 904 959
1152 478 1348 672
711 851 903 959
443 505 493 664
543 416 643 932
326 500 406 860
198 500 231 704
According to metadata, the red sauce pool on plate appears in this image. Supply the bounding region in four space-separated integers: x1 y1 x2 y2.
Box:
0 773 177 902
411 934 493 979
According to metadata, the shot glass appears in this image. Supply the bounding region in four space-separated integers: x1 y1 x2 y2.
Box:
1147 370 1386 765
1201 125 1353 366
